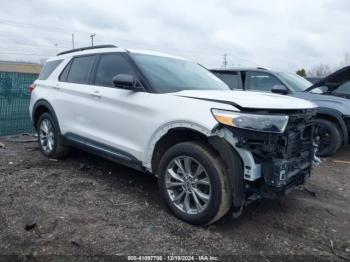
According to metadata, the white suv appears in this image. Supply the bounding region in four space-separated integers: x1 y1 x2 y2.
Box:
30 45 318 225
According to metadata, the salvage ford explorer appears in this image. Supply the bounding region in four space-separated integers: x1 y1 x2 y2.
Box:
29 45 318 225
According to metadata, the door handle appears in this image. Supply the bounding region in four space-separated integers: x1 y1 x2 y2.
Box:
53 83 60 90
90 90 101 98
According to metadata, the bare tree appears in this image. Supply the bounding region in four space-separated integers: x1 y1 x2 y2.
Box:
307 63 332 77
339 53 350 68
307 53 350 76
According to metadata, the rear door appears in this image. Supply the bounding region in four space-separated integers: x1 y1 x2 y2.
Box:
87 52 151 160
54 54 98 137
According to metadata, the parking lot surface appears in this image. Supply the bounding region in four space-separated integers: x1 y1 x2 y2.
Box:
0 138 349 260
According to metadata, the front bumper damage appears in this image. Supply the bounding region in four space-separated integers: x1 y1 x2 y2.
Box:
212 109 317 204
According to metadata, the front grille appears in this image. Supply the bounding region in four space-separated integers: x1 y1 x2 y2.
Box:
283 110 316 159
236 109 317 189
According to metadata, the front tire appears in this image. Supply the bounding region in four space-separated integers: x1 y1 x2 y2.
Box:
314 118 342 157
37 113 69 158
158 141 231 225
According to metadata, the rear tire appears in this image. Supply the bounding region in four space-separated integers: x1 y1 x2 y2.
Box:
314 118 341 157
158 141 232 225
37 113 69 158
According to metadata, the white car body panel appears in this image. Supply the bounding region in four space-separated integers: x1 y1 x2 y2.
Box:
29 49 317 173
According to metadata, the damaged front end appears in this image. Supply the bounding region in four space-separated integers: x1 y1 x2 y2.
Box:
212 108 318 206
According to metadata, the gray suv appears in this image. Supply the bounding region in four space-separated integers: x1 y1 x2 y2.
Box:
211 67 350 156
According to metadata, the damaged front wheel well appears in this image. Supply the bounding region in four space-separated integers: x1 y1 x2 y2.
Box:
152 128 209 174
151 128 246 208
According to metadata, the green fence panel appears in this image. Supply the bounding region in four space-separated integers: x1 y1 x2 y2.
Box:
0 72 38 136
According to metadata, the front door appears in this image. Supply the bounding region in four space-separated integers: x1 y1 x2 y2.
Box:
86 53 151 160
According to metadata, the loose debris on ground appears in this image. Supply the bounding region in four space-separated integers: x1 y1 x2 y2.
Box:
0 138 349 260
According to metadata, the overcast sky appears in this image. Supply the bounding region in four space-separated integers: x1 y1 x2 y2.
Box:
0 0 349 72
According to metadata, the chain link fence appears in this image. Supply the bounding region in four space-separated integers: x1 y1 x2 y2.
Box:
0 72 38 136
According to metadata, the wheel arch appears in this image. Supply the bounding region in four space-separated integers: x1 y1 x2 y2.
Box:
146 122 245 208
32 99 61 133
148 124 211 175
317 108 348 145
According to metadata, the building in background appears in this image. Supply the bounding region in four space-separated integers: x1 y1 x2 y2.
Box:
0 61 42 74
0 61 42 136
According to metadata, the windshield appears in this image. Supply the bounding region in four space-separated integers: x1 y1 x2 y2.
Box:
130 53 229 93
277 72 313 92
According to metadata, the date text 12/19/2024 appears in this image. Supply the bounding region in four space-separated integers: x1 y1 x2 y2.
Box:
127 255 219 261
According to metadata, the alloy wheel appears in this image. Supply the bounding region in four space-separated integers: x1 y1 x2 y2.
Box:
39 119 55 153
165 156 211 215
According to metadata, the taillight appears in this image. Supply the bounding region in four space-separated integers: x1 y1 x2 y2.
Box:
29 84 36 93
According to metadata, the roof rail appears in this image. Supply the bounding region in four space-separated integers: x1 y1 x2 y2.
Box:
57 44 117 56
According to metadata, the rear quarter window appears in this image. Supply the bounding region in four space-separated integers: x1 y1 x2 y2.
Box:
38 59 63 80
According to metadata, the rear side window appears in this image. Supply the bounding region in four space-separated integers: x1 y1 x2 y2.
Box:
214 72 242 90
94 54 135 87
65 55 95 84
38 59 63 80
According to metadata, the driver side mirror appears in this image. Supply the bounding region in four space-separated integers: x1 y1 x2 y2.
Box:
112 74 142 91
271 85 289 95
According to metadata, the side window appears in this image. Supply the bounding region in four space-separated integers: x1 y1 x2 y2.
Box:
66 55 95 84
38 59 63 80
95 54 135 87
333 81 350 95
59 60 72 82
246 71 283 92
213 72 242 90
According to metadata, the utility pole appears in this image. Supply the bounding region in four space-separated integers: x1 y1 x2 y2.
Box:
72 33 75 49
222 53 228 68
90 33 96 47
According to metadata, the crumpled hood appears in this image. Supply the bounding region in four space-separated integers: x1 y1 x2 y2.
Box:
172 90 317 110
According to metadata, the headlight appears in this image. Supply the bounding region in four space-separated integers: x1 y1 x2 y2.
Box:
211 109 289 133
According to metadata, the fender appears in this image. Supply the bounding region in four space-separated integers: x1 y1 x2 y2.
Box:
143 121 253 208
32 99 61 133
143 121 212 171
317 107 348 145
